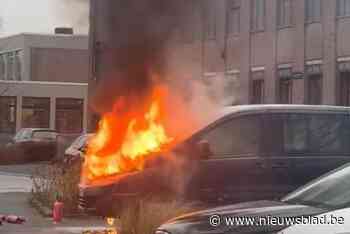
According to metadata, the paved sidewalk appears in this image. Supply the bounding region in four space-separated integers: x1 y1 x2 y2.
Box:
0 163 47 177
0 165 107 234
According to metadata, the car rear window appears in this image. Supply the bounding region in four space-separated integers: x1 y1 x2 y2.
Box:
14 129 32 140
32 131 57 140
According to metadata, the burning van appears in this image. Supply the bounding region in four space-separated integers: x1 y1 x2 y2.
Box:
79 104 350 216
81 0 350 216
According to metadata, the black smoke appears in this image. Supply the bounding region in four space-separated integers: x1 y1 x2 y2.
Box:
91 0 200 113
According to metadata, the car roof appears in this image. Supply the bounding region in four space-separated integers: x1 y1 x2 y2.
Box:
20 128 57 132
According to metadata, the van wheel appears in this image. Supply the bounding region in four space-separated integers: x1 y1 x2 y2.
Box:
95 195 120 217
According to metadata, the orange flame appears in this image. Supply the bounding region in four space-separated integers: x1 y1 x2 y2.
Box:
82 86 174 184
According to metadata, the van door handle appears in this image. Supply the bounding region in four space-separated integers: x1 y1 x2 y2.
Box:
272 163 288 169
256 162 266 169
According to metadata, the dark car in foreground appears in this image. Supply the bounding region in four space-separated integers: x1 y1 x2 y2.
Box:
7 128 58 162
79 105 350 215
156 162 350 234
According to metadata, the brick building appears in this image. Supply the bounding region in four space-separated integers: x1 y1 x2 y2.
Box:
88 0 350 129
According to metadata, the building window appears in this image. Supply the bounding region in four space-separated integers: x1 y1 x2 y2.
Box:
56 98 84 134
227 0 240 35
0 96 16 133
204 0 217 40
339 62 350 106
0 50 22 81
0 55 5 80
306 64 323 105
340 72 350 106
337 0 350 17
277 0 293 28
14 51 22 81
225 72 239 105
6 53 14 81
278 68 293 104
173 1 196 44
251 0 265 32
251 71 264 104
22 97 50 128
306 0 321 23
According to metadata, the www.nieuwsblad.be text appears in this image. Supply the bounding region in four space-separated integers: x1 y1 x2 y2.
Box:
208 214 345 227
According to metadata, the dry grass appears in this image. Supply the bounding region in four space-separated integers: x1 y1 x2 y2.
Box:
30 163 81 214
118 199 197 234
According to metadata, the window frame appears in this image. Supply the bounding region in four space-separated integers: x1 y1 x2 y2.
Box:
55 98 84 134
337 0 350 18
307 73 323 105
227 0 241 36
278 67 293 104
204 0 217 40
21 97 51 129
193 113 264 159
251 70 265 104
305 0 322 24
339 70 350 106
251 79 265 104
251 0 266 32
277 0 294 29
0 96 17 134
0 55 5 80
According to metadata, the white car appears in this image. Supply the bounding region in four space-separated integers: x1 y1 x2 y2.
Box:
279 208 350 234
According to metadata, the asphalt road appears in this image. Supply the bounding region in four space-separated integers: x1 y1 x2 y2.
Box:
0 163 106 234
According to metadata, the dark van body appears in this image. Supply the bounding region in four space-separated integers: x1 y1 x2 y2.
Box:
79 105 350 215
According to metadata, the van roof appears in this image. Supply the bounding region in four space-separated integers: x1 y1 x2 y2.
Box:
218 104 350 120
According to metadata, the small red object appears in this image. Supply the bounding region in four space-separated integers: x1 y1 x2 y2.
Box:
5 215 26 224
53 200 64 223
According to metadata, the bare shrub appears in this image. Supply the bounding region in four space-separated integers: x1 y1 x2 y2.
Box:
30 163 81 214
119 199 197 234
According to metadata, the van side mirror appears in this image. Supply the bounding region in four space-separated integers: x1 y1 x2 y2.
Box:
196 140 212 160
79 145 87 154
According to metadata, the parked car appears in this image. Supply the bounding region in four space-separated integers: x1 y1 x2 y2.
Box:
79 105 350 215
7 128 58 162
63 133 93 166
277 207 350 234
156 162 350 234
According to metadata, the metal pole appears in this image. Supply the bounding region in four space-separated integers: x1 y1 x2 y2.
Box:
223 0 229 80
200 0 206 79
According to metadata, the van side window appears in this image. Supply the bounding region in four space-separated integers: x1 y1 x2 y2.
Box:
284 115 308 152
265 113 350 154
200 115 261 157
